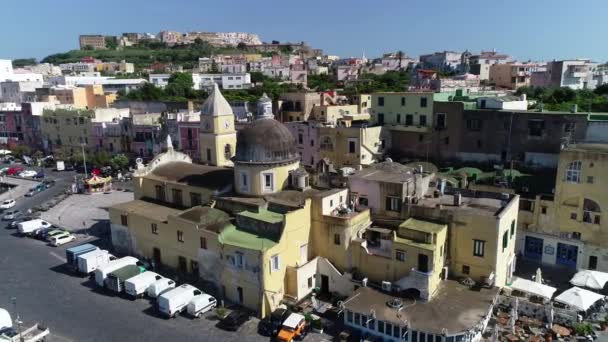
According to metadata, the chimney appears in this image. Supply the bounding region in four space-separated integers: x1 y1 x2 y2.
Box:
453 192 462 207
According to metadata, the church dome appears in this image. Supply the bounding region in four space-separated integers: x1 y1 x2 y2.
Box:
235 118 298 164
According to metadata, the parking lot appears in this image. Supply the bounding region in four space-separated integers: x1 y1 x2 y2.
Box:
0 177 333 342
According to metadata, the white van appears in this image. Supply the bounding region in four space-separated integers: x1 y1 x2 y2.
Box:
187 294 217 318
146 278 176 298
17 219 51 235
124 272 163 299
157 284 202 318
77 249 113 274
94 256 141 286
50 233 75 246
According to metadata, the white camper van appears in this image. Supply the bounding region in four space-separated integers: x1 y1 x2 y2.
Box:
94 256 141 286
157 284 202 318
146 278 176 298
187 294 217 318
124 272 163 299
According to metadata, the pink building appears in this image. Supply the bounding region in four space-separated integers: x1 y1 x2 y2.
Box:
178 120 200 161
0 102 43 151
285 121 318 168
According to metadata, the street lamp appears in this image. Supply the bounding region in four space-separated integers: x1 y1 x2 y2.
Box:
81 143 88 178
10 297 22 342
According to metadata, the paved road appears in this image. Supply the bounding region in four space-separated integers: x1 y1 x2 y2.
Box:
0 170 331 342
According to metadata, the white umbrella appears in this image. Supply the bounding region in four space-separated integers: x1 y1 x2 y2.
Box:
512 297 519 322
545 303 554 328
570 270 608 290
555 287 605 311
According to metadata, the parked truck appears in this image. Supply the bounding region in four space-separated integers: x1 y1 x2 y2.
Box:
94 256 141 287
77 249 114 275
17 219 51 236
65 244 98 269
124 272 163 299
105 265 145 293
157 284 202 318
56 161 65 172
0 308 49 342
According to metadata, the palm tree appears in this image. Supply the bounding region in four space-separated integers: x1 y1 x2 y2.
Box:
396 50 405 71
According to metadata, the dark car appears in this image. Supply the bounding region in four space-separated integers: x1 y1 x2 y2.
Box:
33 227 53 241
64 164 75 171
259 307 291 336
8 216 36 229
43 179 56 188
217 310 250 331
33 172 46 179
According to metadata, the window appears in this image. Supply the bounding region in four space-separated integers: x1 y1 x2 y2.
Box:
509 220 515 238
473 240 485 257
172 189 183 207
467 119 481 131
120 215 128 226
348 140 356 153
263 173 273 191
310 139 314 147
377 113 384 124
564 122 576 133
565 160 582 183
155 185 165 201
595 216 601 225
386 196 401 212
235 252 244 268
270 254 280 272
190 192 202 206
396 250 406 261
385 323 393 336
541 206 547 215
420 97 428 108
200 237 207 249
346 311 353 323
307 277 313 288
405 114 413 125
377 97 384 107
358 197 368 206
396 114 401 123
177 230 184 242
528 119 545 137
462 265 470 274
588 176 594 184
436 113 446 129
392 325 400 338
298 133 303 144
378 320 385 334
334 233 341 245
502 231 508 251
477 140 483 148
354 313 360 326
444 137 450 145
151 223 158 235
419 115 427 126
401 97 406 106
571 213 577 220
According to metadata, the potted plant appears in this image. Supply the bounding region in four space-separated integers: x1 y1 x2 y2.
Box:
215 306 227 319
311 317 324 333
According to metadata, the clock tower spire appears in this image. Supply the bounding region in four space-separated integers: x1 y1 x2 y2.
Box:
199 83 236 167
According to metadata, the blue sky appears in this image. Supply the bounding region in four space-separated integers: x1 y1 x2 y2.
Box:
2 0 607 62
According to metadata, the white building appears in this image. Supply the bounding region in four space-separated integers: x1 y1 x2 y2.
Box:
195 73 251 90
0 80 42 103
48 75 145 93
533 59 604 90
149 74 171 88
262 66 290 80
469 51 511 80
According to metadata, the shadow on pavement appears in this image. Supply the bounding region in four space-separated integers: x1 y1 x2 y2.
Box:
49 264 78 277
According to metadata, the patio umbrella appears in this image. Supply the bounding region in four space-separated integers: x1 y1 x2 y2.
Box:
570 270 608 290
545 303 554 328
555 287 605 311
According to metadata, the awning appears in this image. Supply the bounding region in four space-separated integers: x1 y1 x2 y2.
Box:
509 277 557 300
570 270 608 290
555 287 605 311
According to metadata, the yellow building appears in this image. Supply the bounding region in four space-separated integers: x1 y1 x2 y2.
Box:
311 104 359 125
317 125 390 169
370 92 435 131
199 84 237 167
42 108 94 153
518 143 608 271
50 85 116 109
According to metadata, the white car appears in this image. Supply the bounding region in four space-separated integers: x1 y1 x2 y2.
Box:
19 170 37 178
2 209 21 220
0 199 16 209
50 233 76 247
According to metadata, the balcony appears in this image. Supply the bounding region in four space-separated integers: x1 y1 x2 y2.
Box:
568 67 587 78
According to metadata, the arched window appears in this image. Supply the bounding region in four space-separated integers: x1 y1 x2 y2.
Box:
224 144 232 159
583 198 601 225
565 160 582 183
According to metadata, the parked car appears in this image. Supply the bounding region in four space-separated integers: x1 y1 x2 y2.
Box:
24 190 37 197
50 233 75 247
187 294 217 318
276 313 307 342
2 210 21 220
157 284 203 318
32 172 45 179
217 310 251 331
42 180 56 188
259 307 292 337
0 167 9 174
45 229 69 242
18 170 37 178
6 167 23 176
0 199 16 210
33 227 53 241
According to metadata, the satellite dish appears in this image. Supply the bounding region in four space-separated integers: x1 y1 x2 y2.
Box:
135 157 143 165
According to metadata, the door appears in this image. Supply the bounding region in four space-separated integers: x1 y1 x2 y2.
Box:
320 275 329 294
589 256 598 270
524 236 543 261
178 256 188 274
237 287 243 304
418 254 429 273
377 114 385 125
153 247 162 265
556 243 578 268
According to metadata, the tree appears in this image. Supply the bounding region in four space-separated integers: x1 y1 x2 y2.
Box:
279 45 293 55
250 72 266 84
105 37 118 50
110 154 129 170
12 145 31 158
594 83 608 96
12 58 37 68
237 42 247 50
82 45 94 51
396 50 405 70
165 72 194 99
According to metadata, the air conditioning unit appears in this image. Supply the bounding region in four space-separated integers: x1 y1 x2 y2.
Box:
381 281 392 292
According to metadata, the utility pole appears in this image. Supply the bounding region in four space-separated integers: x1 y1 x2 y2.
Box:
81 143 88 178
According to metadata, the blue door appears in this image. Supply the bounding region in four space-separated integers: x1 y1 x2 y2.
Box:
556 243 578 268
524 236 543 261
